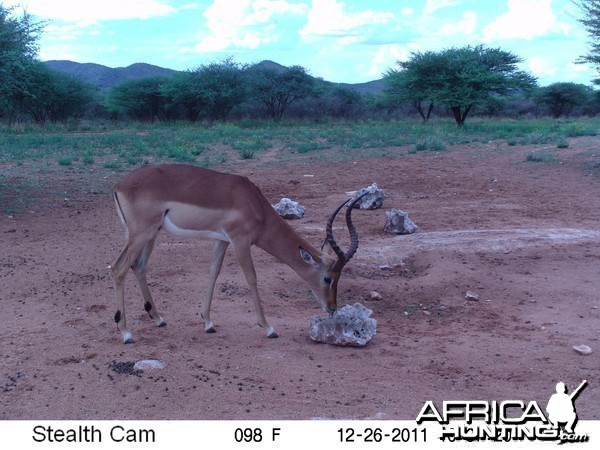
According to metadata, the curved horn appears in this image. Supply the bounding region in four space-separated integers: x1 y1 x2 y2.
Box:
324 191 368 271
343 192 367 263
324 198 349 263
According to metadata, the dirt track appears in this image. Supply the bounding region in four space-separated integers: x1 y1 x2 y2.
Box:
1 137 598 420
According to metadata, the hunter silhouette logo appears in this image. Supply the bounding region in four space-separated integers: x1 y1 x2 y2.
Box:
546 380 587 435
416 380 590 443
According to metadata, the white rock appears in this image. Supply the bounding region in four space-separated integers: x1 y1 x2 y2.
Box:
310 303 377 347
572 345 592 355
352 183 385 210
465 291 480 301
384 209 418 235
370 291 383 300
134 359 167 370
272 198 305 219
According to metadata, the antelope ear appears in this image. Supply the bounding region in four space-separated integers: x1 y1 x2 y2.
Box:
299 247 319 268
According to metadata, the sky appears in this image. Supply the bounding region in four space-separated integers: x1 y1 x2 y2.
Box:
4 0 597 86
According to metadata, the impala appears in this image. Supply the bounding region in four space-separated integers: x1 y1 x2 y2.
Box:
111 163 364 343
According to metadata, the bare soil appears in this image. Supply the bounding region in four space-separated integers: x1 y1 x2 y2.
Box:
1 138 599 420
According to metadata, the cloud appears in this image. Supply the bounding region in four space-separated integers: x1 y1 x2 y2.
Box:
186 0 307 53
3 0 177 22
300 0 393 39
439 10 477 36
483 0 569 42
367 43 419 78
423 0 460 15
528 56 558 77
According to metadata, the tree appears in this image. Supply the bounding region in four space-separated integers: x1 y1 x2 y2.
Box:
0 4 44 122
108 76 170 121
247 64 314 121
15 62 95 123
574 0 600 82
160 71 204 122
318 85 363 119
384 52 439 121
190 58 247 121
533 82 592 118
385 45 537 125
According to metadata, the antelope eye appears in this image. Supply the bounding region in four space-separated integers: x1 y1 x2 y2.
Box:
324 276 332 284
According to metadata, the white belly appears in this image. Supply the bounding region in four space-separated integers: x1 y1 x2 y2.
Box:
162 213 230 241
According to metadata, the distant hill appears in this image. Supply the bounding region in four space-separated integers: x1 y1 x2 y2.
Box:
251 60 386 96
43 59 385 95
336 79 387 96
44 60 177 90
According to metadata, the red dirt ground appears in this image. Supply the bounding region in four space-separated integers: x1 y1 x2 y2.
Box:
1 137 599 420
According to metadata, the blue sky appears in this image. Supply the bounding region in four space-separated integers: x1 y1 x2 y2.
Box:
5 0 596 85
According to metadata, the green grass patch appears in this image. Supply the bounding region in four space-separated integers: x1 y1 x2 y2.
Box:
2 117 600 167
525 150 556 163
57 156 75 166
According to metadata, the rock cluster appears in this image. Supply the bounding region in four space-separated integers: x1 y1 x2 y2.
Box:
310 303 377 347
272 198 305 219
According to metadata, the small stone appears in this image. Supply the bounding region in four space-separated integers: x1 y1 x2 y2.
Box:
133 359 167 370
384 209 418 235
310 303 377 347
272 198 305 219
572 345 592 355
423 310 431 316
465 291 480 301
369 291 383 301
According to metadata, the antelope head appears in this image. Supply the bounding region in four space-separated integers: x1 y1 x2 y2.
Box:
301 193 366 314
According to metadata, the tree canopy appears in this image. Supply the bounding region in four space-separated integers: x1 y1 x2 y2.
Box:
189 58 247 122
246 64 314 121
533 82 592 118
575 0 600 82
384 45 537 125
0 4 44 121
108 76 170 121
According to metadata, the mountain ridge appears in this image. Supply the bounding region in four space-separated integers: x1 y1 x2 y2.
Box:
43 59 385 95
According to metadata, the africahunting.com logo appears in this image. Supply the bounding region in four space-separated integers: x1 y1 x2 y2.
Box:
416 380 589 444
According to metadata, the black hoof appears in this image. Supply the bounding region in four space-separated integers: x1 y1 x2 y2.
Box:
124 338 135 345
206 327 216 334
158 321 167 328
268 331 279 339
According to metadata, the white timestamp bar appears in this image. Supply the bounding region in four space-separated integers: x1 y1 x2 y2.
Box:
0 420 596 450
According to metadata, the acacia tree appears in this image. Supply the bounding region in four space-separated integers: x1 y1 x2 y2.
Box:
191 58 247 121
533 82 591 118
160 71 204 122
384 52 439 121
247 64 314 121
0 4 44 122
108 76 170 121
385 45 537 125
575 0 600 82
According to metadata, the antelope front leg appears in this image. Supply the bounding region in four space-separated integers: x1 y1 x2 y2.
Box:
132 239 166 328
233 243 278 338
112 245 134 344
201 240 229 333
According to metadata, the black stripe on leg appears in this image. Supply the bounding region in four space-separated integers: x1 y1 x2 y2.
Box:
114 310 121 323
